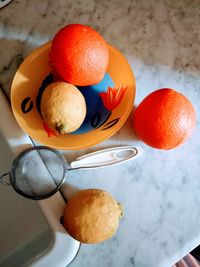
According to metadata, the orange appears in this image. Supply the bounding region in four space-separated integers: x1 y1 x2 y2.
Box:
50 24 109 86
133 88 196 150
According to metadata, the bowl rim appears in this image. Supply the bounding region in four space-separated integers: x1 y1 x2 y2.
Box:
11 42 136 150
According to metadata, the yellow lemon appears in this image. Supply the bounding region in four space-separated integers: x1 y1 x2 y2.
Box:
63 189 124 244
41 82 86 134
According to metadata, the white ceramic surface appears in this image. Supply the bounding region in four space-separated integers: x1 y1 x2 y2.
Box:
1 1 200 266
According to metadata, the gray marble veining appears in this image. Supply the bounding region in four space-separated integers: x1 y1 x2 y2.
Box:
1 1 200 266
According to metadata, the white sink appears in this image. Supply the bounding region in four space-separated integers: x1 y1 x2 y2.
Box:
0 89 80 267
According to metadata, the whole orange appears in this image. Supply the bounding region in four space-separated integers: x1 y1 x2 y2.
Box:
133 88 196 150
50 24 109 86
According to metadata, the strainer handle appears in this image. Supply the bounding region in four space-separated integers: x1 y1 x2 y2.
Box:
69 146 141 170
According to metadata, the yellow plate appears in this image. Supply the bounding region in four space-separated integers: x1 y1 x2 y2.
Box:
11 42 136 150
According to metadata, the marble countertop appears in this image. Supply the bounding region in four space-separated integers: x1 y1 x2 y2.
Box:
1 1 200 266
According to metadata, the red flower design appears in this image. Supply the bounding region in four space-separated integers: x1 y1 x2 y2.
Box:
99 85 127 111
43 122 59 138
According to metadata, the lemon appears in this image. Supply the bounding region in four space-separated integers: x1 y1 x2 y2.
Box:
41 82 86 134
63 189 123 244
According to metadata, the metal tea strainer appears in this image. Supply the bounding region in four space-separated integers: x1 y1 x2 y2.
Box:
0 146 140 200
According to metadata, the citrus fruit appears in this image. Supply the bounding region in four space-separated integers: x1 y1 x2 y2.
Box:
63 189 124 244
133 88 196 150
50 24 109 86
41 82 86 134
